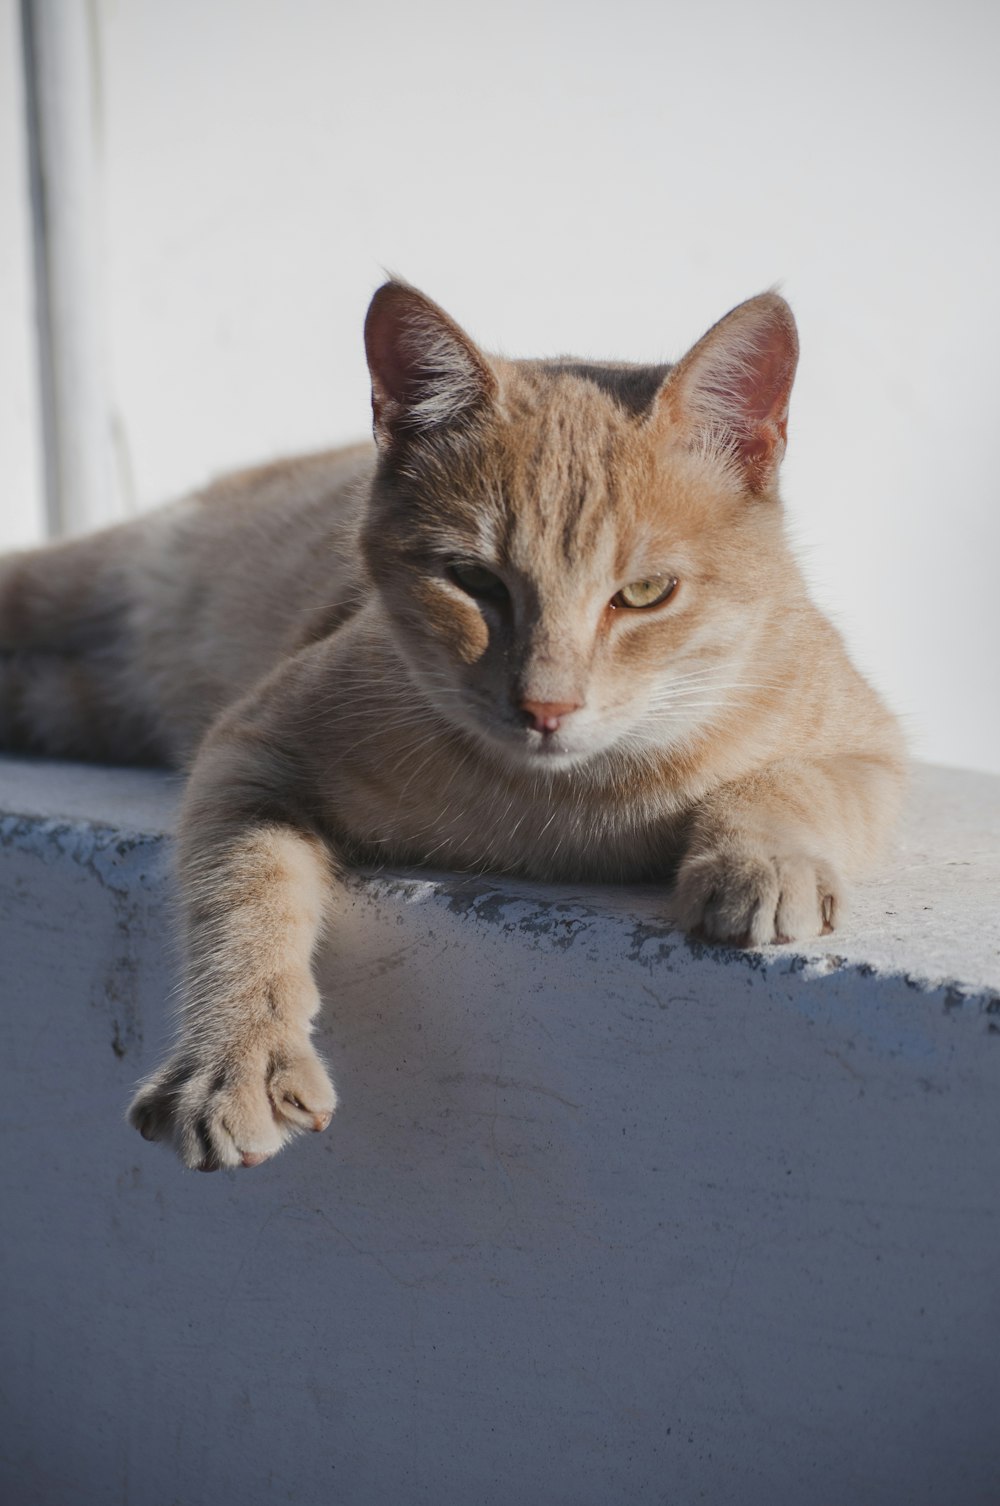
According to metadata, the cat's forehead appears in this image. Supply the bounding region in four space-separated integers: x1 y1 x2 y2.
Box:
496 367 659 572
401 360 707 580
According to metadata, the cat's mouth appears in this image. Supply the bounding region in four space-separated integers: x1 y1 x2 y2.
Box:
449 706 596 770
500 720 606 772
523 733 578 762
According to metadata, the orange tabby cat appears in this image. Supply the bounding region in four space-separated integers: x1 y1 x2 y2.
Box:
0 281 905 1169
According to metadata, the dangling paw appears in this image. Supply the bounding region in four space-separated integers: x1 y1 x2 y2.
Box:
128 1031 337 1171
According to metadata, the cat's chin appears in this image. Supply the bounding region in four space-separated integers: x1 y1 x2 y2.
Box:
484 729 608 776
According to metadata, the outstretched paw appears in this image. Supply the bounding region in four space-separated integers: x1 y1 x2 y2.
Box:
672 845 842 947
128 1034 337 1170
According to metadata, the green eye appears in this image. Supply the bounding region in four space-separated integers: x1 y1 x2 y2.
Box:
447 562 509 602
612 575 679 610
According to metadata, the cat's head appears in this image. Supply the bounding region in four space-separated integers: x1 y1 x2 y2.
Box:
361 280 799 773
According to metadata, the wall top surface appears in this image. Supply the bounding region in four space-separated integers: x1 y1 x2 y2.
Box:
1 755 996 1003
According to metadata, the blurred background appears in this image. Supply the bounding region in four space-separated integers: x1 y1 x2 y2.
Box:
1 0 998 772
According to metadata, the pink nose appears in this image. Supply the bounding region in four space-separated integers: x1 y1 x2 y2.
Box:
519 699 582 734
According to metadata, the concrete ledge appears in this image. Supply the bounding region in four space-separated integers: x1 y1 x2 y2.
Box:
1 757 998 1505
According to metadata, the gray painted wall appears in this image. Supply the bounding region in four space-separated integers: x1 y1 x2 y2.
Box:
1 758 998 1505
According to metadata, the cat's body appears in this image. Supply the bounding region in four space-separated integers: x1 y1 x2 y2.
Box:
0 444 372 765
0 282 905 1169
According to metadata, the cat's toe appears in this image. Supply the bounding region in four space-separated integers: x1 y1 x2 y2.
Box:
673 849 776 945
267 1049 338 1134
128 1057 195 1143
773 856 841 942
176 1073 287 1170
129 1086 164 1142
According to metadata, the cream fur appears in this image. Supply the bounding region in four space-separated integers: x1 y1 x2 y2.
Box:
0 282 906 1169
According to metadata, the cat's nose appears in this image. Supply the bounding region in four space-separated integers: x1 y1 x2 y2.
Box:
519 699 582 734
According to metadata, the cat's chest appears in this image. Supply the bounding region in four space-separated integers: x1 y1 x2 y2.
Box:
329 731 684 883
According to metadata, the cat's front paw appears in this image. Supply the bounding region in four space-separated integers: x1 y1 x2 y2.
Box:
672 845 842 947
128 1032 337 1170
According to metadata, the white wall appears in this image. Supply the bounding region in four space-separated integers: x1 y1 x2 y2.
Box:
6 0 999 773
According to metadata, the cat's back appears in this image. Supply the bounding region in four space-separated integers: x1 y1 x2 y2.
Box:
130 441 377 758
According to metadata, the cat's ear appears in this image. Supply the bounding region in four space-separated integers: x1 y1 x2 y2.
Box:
653 293 799 495
364 280 498 449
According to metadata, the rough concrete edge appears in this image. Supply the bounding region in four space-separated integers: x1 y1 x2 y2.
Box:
351 869 1000 1021
3 809 998 1021
0 812 169 895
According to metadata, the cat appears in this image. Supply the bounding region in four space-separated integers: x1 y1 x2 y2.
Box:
0 279 905 1170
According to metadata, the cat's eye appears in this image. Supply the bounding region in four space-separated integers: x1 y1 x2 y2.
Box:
611 575 679 610
447 562 509 602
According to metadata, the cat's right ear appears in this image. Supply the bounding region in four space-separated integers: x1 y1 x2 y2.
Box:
653 292 799 496
364 281 498 449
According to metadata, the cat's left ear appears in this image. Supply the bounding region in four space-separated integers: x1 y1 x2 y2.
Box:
364 280 498 449
653 293 799 495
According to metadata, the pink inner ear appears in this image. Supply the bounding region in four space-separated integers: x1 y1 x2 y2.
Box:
724 324 795 489
728 321 797 427
364 284 428 410
674 295 799 493
695 312 797 433
364 282 495 444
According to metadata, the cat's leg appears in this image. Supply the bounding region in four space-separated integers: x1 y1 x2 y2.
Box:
128 719 340 1169
672 754 905 946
